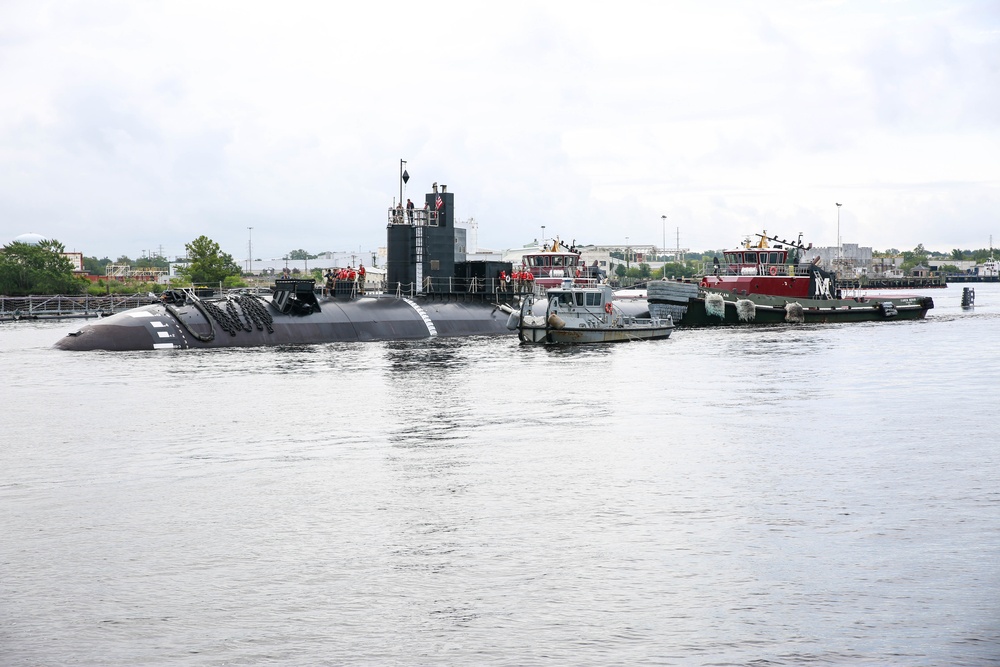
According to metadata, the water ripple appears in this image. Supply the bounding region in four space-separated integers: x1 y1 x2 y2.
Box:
3 288 1000 665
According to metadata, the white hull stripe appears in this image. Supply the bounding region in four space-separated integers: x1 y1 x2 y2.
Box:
403 298 438 337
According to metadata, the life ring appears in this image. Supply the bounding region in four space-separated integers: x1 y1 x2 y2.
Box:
604 302 613 314
505 275 511 283
769 266 778 276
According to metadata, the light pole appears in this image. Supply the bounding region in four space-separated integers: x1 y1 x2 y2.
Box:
836 203 842 268
626 236 630 269
660 215 667 280
660 215 667 261
247 227 253 275
541 225 546 248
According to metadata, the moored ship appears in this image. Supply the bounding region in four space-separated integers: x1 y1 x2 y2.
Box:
648 231 934 326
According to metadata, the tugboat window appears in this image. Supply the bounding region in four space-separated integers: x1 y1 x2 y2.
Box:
586 293 601 306
575 293 584 306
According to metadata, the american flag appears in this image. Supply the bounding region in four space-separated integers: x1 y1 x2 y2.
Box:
435 195 443 210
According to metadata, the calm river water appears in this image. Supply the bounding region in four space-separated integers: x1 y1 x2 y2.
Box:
2 284 999 666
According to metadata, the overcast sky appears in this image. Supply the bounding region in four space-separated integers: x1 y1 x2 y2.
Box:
2 0 998 262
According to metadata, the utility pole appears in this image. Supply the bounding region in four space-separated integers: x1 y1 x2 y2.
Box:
248 227 253 274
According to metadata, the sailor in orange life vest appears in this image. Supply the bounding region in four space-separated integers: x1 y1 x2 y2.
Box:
499 269 507 291
358 263 366 294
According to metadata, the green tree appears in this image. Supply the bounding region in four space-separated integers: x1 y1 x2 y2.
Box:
0 239 87 295
972 248 995 263
83 256 111 275
658 261 697 279
950 249 966 261
900 243 929 273
637 262 652 278
288 249 316 260
178 235 241 285
135 255 170 270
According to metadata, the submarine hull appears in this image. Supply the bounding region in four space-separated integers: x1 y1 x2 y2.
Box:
55 295 514 351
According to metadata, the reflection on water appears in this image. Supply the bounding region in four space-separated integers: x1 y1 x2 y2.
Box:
2 284 1000 666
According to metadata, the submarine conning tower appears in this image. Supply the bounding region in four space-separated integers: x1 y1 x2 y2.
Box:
385 183 510 298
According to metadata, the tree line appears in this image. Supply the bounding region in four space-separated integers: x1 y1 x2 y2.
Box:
0 235 244 296
4 237 997 296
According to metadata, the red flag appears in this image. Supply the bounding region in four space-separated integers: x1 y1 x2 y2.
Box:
435 195 443 210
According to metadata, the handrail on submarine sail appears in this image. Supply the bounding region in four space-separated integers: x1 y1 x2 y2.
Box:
387 207 439 227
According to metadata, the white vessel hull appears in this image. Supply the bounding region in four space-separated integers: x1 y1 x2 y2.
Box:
519 322 673 344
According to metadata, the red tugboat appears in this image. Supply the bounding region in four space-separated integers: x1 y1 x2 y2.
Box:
647 231 934 326
700 231 832 299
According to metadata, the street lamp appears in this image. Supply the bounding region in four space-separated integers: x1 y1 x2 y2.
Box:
247 227 253 275
541 225 546 248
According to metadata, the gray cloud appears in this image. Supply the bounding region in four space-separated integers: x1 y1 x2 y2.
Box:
1 0 998 261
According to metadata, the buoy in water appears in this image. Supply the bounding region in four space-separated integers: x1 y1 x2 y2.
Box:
961 287 975 309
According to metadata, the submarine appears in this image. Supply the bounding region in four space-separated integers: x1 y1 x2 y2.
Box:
56 182 520 351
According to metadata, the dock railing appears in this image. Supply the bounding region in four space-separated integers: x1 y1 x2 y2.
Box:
0 294 159 321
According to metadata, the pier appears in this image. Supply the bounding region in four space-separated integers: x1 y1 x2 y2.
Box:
943 274 999 283
0 294 159 322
